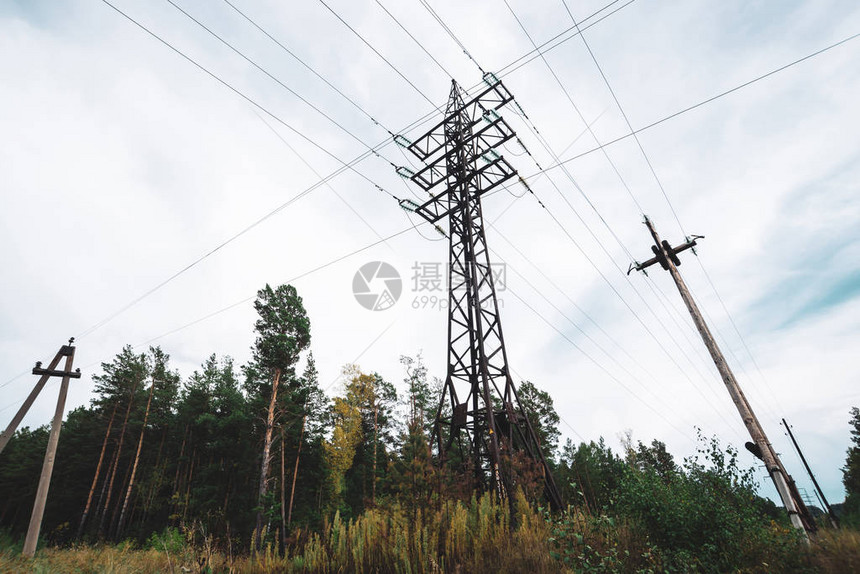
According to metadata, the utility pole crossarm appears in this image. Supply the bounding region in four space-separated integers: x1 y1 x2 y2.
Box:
405 78 515 162
630 219 703 273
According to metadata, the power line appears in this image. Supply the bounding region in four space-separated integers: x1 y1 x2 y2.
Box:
417 0 485 75
221 0 442 213
254 111 396 251
77 223 419 374
317 0 437 107
489 225 691 405
500 3 744 425
529 182 747 440
82 0 404 339
375 0 454 79
0 371 28 391
506 119 743 432
694 261 787 414
418 1 743 435
560 0 794 421
504 283 696 443
163 0 401 171
494 0 639 80
538 30 860 172
501 4 709 379
505 27 860 427
503 0 645 216
222 0 395 137
7 0 661 383
489 240 700 431
508 364 587 443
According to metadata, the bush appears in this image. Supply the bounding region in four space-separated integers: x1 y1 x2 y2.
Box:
614 433 809 573
146 526 185 556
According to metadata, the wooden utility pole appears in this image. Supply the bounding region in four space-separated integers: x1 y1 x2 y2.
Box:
631 217 814 537
14 340 81 557
783 417 839 528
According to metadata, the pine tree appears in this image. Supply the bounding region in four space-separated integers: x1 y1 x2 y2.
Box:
249 284 311 550
842 406 860 524
517 380 561 463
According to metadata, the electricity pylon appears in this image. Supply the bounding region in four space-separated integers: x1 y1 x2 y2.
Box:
630 217 815 537
398 77 561 510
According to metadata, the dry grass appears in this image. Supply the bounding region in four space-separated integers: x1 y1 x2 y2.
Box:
0 492 564 573
809 528 860 574
3 545 184 573
5 508 860 573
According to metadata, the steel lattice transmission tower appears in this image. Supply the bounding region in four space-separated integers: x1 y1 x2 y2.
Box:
398 78 562 509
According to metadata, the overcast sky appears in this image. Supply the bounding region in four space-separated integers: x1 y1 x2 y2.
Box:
2 0 859 507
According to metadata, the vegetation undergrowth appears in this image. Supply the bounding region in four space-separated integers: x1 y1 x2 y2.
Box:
3 493 860 573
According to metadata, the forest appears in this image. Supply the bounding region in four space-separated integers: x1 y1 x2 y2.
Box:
1 283 859 573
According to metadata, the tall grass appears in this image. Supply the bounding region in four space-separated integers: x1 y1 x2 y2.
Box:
4 503 860 573
253 490 561 573
809 528 860 573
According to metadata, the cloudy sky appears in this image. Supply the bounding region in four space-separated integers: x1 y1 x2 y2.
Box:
2 0 859 506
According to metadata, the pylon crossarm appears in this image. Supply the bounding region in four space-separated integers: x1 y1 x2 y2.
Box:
405 80 514 162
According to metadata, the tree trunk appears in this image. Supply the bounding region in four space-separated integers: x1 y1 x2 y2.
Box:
109 449 135 538
254 368 281 551
117 378 156 536
181 449 197 527
287 415 306 529
172 424 189 496
373 403 378 505
78 402 117 539
280 427 286 550
170 426 190 520
141 428 168 527
95 446 116 527
98 380 139 537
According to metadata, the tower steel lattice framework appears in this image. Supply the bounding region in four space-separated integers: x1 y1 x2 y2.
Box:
398 78 562 509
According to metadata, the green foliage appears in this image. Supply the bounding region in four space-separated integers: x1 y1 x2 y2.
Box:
842 406 860 526
614 432 809 573
252 283 311 376
547 510 659 573
323 394 362 513
400 353 438 434
4 292 857 571
518 380 561 462
146 526 185 555
556 437 627 511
